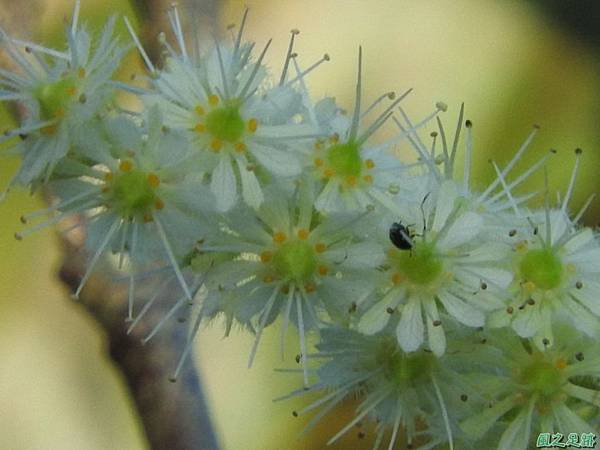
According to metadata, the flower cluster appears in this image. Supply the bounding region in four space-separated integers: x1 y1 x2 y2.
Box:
1 3 598 449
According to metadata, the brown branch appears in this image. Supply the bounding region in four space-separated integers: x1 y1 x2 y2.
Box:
58 230 220 450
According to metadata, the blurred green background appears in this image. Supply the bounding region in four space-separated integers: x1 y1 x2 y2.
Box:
0 1 598 449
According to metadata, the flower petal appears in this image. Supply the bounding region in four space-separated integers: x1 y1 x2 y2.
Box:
397 298 424 352
211 154 237 212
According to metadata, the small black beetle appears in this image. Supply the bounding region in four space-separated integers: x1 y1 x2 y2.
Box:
389 222 413 250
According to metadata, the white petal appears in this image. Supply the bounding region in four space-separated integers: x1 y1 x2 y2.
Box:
397 298 424 352
423 298 446 356
564 228 595 254
250 143 300 177
571 281 600 316
498 401 534 450
432 180 458 232
315 179 342 212
235 158 264 209
437 291 485 327
358 290 400 335
211 154 237 212
511 306 542 338
438 211 482 250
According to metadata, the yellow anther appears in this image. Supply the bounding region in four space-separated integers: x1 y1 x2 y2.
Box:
210 139 223 152
143 213 153 223
263 275 274 283
104 172 113 181
195 105 205 115
522 281 536 292
248 118 258 133
318 265 329 276
273 231 287 243
329 134 339 144
555 358 567 370
297 229 309 240
208 94 219 106
345 175 357 187
365 159 375 169
154 198 165 210
314 158 323 167
147 173 160 188
515 240 528 252
234 142 247 153
304 282 317 293
314 141 323 150
119 160 133 172
392 273 403 285
66 86 77 96
55 108 65 118
77 67 86 79
260 251 273 263
363 175 373 184
315 242 327 253
194 123 206 133
323 168 334 178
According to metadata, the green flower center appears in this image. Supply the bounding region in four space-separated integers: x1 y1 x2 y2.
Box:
520 248 563 290
519 360 564 398
36 78 76 120
380 347 433 389
393 242 443 285
272 240 317 282
110 170 157 217
326 141 362 177
205 105 245 143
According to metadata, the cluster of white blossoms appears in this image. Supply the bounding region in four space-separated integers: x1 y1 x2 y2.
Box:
2 3 599 449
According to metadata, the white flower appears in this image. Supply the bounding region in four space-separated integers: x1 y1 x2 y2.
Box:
125 6 320 212
0 1 124 188
358 180 512 356
293 48 444 214
460 326 600 450
16 108 213 318
201 180 383 384
278 327 477 450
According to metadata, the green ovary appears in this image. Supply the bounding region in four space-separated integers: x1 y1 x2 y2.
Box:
520 248 563 290
394 242 443 285
519 361 563 399
36 78 76 120
205 105 244 142
111 171 156 217
272 240 317 282
385 350 433 389
326 141 362 177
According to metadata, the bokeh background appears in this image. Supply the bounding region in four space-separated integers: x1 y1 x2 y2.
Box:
1 1 599 449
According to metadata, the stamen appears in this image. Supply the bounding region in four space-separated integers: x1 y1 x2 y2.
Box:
284 53 330 86
154 215 193 301
124 17 156 75
349 46 363 141
239 39 272 100
142 294 188 343
20 189 98 223
387 407 402 450
448 102 465 176
169 4 188 62
478 125 539 202
127 222 139 320
71 0 81 36
327 388 391 445
279 286 295 359
432 375 454 450
214 39 230 100
573 193 596 225
360 91 395 119
279 29 300 86
487 149 555 205
561 148 582 215
463 119 473 191
127 275 174 334
296 296 309 387
233 8 250 59
356 88 413 146
490 160 520 216
74 218 121 299
248 286 279 368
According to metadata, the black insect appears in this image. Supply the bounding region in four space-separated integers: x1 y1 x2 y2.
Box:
389 222 414 250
